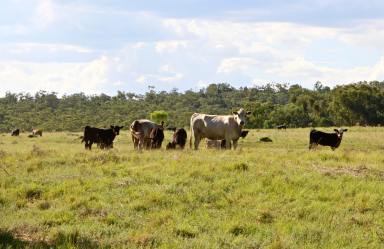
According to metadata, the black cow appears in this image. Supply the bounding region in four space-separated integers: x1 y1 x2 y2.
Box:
149 126 164 149
11 129 20 136
82 125 123 150
166 128 187 150
309 128 348 150
277 124 287 130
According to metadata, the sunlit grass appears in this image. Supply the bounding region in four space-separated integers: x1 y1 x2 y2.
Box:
1 127 384 248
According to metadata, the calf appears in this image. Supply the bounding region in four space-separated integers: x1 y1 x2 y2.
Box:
98 126 124 149
309 128 348 150
11 129 20 136
166 128 187 150
149 126 164 149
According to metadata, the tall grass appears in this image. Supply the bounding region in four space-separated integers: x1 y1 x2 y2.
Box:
1 127 384 248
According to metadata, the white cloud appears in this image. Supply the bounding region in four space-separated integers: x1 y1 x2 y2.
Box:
155 40 188 53
35 0 56 28
0 43 92 54
0 56 111 95
217 57 260 74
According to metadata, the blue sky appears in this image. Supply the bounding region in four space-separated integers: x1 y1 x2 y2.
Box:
1 0 384 95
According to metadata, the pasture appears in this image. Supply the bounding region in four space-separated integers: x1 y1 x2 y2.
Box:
1 127 384 248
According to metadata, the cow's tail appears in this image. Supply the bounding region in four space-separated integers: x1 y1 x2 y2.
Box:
189 125 193 149
189 113 196 149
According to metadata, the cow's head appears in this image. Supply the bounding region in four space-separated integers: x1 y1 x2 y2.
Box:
240 130 249 138
111 125 124 135
232 108 251 127
334 128 348 139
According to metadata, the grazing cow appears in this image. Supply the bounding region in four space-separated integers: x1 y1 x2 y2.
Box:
149 126 164 149
206 130 249 149
166 128 187 150
82 125 123 150
11 129 20 136
309 128 348 150
32 129 43 136
190 108 251 150
277 124 287 130
130 120 164 150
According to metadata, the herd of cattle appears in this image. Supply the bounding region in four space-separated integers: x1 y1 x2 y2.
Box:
9 108 348 151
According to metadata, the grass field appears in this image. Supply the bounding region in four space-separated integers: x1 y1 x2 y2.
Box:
1 127 384 248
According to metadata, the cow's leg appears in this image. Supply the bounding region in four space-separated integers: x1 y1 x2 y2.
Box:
232 139 238 150
225 139 231 149
194 135 201 150
224 134 231 149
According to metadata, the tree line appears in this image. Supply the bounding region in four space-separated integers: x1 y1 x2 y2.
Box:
0 81 383 132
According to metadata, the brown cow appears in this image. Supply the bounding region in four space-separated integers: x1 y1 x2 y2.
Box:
130 120 164 150
149 126 164 149
166 128 187 150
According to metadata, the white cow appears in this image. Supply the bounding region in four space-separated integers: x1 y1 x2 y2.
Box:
189 108 251 150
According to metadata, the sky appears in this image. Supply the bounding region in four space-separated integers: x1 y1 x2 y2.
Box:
1 0 384 95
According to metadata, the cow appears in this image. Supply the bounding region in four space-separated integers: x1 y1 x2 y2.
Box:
32 129 43 136
98 126 124 149
11 129 20 136
166 128 187 150
277 124 287 130
130 120 164 150
149 126 164 149
206 130 249 149
309 128 348 150
190 109 251 150
82 125 123 150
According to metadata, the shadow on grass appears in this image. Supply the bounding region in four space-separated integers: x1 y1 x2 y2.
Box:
0 230 48 249
0 230 98 249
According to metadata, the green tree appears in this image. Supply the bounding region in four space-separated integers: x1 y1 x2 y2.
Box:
150 110 168 124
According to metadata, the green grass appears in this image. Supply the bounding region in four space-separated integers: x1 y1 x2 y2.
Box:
1 127 384 248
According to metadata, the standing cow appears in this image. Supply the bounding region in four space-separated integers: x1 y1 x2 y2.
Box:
130 120 164 150
149 126 164 149
190 108 251 150
309 128 348 150
82 125 123 150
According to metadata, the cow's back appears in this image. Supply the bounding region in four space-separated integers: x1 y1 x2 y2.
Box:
131 119 157 138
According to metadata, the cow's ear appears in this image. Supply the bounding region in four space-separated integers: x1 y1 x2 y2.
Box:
343 129 348 132
334 129 339 133
246 111 251 115
233 111 238 115
120 126 124 129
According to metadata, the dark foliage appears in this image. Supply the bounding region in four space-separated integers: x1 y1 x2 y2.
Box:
0 81 383 131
